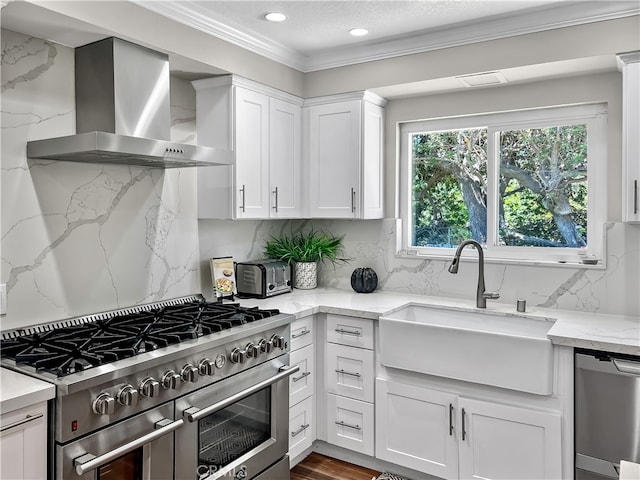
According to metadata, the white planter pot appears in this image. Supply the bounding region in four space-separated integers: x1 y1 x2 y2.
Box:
294 262 317 289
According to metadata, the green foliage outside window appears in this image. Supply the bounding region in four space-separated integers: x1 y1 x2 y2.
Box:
411 124 588 249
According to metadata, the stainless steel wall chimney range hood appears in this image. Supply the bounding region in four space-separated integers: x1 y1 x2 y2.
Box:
27 37 231 168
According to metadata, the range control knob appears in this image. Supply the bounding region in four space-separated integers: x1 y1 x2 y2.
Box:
198 358 216 376
270 334 286 350
161 370 181 390
181 364 199 383
139 377 160 398
92 392 115 416
117 384 139 406
257 338 269 354
245 342 259 358
229 347 246 364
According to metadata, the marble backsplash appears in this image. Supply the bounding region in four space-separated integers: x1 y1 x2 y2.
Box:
2 30 639 332
198 219 640 318
1 30 200 330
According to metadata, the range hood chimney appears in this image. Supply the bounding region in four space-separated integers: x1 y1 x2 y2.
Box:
27 37 231 168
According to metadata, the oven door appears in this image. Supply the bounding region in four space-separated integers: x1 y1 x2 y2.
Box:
57 403 182 480
176 356 299 480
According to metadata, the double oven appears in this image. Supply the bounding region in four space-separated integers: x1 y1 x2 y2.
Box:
0 297 297 480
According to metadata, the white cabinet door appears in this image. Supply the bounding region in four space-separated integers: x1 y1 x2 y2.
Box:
375 378 459 480
289 396 314 461
290 316 314 351
290 344 315 407
235 86 270 219
326 393 374 456
194 76 302 219
307 100 361 218
618 52 640 223
0 402 48 480
326 343 374 403
361 100 384 219
269 97 302 218
458 397 562 480
326 314 374 350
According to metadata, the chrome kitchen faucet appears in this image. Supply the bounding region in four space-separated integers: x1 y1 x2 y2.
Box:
448 239 500 308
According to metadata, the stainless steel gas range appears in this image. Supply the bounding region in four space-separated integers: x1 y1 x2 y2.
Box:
0 295 297 480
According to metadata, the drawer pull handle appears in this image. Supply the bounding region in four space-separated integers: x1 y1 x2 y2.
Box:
292 329 310 339
0 413 44 433
335 420 361 431
292 371 311 382
335 369 361 378
291 423 310 437
335 328 361 337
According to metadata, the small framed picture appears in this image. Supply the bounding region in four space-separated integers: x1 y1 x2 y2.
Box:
210 257 237 299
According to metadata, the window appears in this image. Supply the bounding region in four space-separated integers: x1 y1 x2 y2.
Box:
398 104 607 265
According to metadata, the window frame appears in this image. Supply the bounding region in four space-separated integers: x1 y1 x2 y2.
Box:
398 103 608 266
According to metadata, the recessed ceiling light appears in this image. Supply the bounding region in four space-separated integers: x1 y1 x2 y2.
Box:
264 12 287 22
349 28 369 37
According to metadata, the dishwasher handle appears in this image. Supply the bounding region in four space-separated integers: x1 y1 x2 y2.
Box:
613 358 640 376
576 352 640 376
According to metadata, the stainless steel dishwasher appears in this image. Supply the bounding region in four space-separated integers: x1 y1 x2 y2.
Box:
575 349 640 479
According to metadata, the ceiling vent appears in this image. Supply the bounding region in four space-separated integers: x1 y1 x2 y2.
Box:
456 71 508 88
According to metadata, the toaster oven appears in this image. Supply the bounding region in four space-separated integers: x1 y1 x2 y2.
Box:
236 260 292 298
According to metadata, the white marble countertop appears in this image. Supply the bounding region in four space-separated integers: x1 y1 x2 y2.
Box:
1 367 55 414
233 287 640 356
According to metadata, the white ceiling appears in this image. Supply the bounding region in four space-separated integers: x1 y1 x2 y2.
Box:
1 0 638 97
135 0 640 72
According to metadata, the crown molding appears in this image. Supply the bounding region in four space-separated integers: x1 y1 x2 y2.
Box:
135 1 640 73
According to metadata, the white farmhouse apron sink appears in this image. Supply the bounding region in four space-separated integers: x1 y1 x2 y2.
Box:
379 303 555 395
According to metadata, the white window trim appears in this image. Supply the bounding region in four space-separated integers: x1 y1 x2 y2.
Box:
398 103 608 267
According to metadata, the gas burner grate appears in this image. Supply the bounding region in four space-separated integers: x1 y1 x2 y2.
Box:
0 298 280 377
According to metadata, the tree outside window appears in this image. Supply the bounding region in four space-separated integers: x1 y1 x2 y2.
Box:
400 104 606 265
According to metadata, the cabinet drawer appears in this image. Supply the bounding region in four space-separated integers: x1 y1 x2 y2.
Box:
326 343 374 402
290 316 314 351
326 315 374 350
289 396 314 460
1 402 48 480
290 344 314 406
326 393 374 456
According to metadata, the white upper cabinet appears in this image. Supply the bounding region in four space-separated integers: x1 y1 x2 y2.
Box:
304 92 386 219
193 75 303 219
617 51 640 223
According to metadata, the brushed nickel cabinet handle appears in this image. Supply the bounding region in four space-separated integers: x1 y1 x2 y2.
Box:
335 420 361 431
272 186 279 212
292 329 310 339
634 179 638 214
291 423 310 437
292 371 311 383
449 403 454 436
0 413 44 433
461 408 467 441
334 328 361 336
351 188 356 213
335 369 361 378
239 184 246 213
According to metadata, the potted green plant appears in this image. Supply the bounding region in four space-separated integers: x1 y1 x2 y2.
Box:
264 230 347 289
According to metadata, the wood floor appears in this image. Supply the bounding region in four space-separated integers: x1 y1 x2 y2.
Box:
291 453 381 480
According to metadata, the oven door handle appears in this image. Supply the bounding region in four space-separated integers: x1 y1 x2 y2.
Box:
73 418 184 476
184 364 300 423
